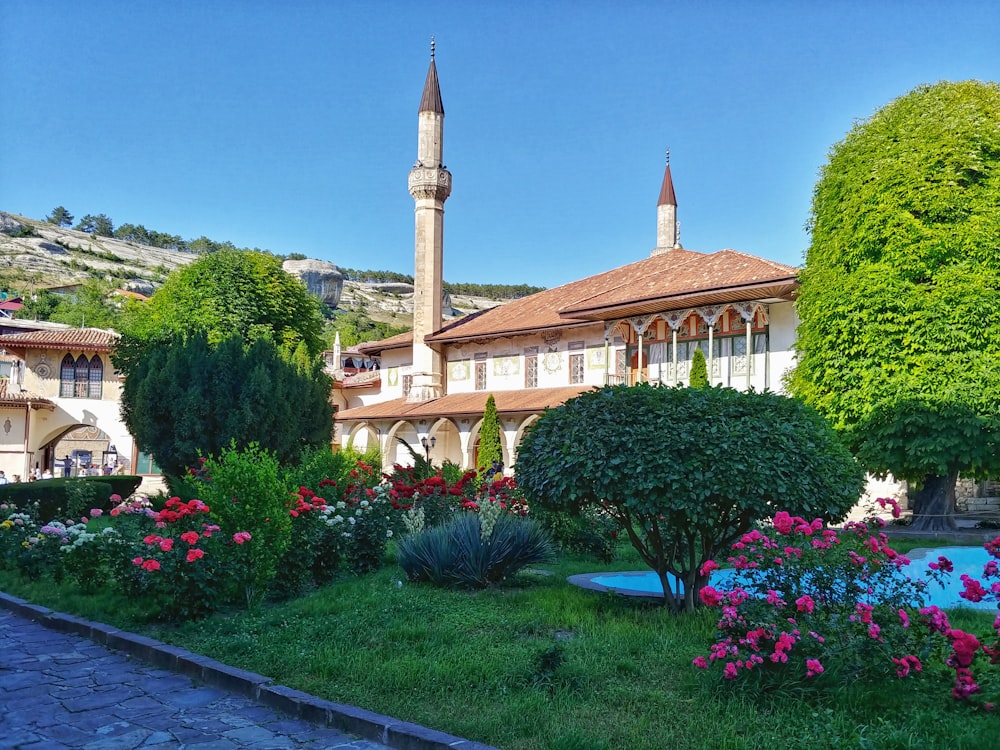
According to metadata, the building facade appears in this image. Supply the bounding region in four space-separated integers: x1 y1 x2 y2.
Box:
0 323 149 483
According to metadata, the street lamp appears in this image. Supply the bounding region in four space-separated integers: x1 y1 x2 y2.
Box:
420 435 436 463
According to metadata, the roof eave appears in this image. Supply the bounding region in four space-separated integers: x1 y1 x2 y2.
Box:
558 277 801 321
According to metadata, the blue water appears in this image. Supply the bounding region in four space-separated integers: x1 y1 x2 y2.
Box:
589 546 998 611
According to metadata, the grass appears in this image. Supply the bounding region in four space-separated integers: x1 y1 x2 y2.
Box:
1 543 996 750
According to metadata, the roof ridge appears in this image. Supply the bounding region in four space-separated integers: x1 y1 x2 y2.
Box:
711 248 801 273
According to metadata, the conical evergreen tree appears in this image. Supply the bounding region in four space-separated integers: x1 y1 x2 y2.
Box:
477 394 503 471
689 347 709 388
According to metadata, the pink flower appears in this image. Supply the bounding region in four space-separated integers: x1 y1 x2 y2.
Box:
893 654 922 678
772 511 795 536
233 531 252 545
141 559 161 572
805 658 824 677
692 656 709 669
109 494 122 503
700 560 720 576
959 575 987 603
723 662 739 680
186 548 205 563
158 538 174 552
699 586 724 607
929 555 953 573
180 531 200 545
795 595 815 614
897 609 910 628
90 508 103 517
131 557 143 566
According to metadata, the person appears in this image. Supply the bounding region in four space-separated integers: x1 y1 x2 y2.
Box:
60 455 72 478
41 468 53 480
0 471 8 485
11 475 20 483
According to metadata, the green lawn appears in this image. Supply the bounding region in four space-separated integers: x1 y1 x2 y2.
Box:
1 544 995 750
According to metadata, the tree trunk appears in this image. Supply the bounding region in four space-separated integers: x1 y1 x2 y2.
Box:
908 472 959 533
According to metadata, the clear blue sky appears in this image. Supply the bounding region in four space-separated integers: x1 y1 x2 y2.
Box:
2 1 997 288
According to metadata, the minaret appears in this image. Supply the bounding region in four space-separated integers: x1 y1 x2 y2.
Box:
651 149 680 256
407 38 451 402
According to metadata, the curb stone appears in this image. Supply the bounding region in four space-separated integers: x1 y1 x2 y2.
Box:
0 591 499 750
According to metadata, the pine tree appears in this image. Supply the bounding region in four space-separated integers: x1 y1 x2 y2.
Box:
477 394 503 471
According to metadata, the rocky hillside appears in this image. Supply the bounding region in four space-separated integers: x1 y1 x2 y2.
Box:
0 212 194 295
0 212 509 324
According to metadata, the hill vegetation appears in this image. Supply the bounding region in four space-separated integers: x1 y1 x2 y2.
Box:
1 209 540 347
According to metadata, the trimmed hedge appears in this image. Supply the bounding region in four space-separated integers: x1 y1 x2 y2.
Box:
0 475 143 521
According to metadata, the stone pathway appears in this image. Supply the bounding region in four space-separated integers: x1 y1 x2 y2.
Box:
0 602 494 750
0 609 390 749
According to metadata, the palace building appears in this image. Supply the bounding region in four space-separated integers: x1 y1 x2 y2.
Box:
334 48 801 470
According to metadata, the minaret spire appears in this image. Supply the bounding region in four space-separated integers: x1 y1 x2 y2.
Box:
652 148 680 255
407 41 452 402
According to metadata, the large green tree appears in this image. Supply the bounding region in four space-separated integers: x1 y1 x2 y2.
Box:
120 332 333 477
515 385 864 612
790 80 1000 531
116 249 324 373
114 250 331 477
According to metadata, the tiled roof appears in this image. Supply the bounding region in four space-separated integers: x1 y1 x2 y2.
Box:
0 380 54 408
425 248 797 344
357 331 415 355
560 249 800 319
0 328 119 353
336 385 591 422
355 249 798 350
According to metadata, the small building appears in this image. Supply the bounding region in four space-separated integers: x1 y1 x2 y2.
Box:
0 324 155 486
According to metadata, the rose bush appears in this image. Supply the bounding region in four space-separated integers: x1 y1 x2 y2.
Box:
694 510 1000 710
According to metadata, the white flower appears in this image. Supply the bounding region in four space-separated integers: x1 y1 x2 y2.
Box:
386 529 393 538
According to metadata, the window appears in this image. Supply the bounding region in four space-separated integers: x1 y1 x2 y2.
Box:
60 354 75 397
569 353 584 384
475 361 487 390
525 355 538 388
88 356 103 398
135 450 161 475
59 353 104 399
402 374 413 397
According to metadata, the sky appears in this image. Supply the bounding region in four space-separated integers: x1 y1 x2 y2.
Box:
2 1 998 289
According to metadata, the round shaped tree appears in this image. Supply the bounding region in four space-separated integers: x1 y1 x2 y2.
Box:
791 80 1000 531
515 384 864 612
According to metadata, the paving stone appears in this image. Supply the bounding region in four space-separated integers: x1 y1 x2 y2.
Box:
82 728 152 750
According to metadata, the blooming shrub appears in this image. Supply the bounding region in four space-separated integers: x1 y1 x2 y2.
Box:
181 443 292 607
384 464 475 528
275 486 345 597
694 511 1000 709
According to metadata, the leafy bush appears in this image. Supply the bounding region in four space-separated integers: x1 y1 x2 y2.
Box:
398 511 554 588
179 443 292 607
285 445 379 495
530 504 619 562
516 384 866 612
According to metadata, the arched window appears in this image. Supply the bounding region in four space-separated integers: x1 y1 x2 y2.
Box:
74 354 89 397
88 355 103 399
60 354 75 398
